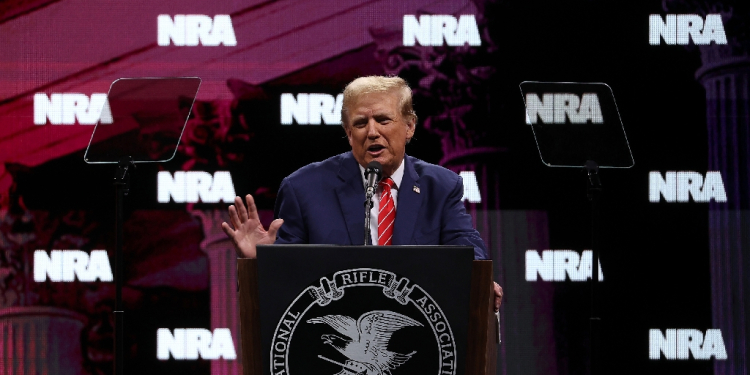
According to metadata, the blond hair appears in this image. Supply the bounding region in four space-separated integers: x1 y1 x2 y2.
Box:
340 75 417 126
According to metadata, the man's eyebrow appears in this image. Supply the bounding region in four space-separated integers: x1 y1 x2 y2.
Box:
350 110 395 124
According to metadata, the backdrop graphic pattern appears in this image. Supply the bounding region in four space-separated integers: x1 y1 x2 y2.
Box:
0 0 746 374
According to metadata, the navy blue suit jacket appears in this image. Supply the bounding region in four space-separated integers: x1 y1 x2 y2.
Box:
273 152 488 260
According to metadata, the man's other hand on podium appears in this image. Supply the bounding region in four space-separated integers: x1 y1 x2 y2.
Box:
222 194 284 258
493 282 503 312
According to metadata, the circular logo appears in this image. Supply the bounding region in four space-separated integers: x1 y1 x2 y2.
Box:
269 268 457 375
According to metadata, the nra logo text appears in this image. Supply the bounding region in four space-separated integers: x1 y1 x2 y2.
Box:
525 93 603 124
649 329 727 360
158 15 237 46
280 93 343 125
34 250 113 282
34 93 112 125
157 328 236 360
525 250 603 282
459 171 481 203
403 15 481 47
158 171 236 203
649 171 727 203
649 14 727 45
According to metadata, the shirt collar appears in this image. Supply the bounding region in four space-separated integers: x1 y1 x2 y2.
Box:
359 159 404 190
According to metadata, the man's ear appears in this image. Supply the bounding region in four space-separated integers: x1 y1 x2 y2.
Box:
344 123 354 146
405 117 416 142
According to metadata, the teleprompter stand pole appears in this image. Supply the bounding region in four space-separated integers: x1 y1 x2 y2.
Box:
114 156 134 375
585 160 601 375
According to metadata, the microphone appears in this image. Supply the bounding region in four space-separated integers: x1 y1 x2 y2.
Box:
364 161 382 197
363 161 382 245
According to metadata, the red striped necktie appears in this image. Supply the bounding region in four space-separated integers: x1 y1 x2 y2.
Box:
378 178 396 246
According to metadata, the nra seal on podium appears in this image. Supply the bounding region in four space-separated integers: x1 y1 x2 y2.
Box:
269 268 457 375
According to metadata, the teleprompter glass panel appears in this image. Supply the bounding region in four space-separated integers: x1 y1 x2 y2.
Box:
520 81 634 168
84 77 201 164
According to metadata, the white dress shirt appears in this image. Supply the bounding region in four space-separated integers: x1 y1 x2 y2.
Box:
359 160 405 245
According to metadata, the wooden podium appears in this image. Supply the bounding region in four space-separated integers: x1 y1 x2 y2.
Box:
238 247 498 375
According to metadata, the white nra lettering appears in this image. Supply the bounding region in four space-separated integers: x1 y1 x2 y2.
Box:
649 171 727 203
280 93 343 125
33 250 113 282
459 171 481 203
34 93 112 125
525 93 603 124
649 14 727 45
403 15 481 47
158 15 237 46
525 250 603 282
649 329 727 360
158 171 236 203
157 328 236 360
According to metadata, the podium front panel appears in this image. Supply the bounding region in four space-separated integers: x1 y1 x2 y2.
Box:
256 245 474 375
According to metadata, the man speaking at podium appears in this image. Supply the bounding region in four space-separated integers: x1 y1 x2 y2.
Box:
222 75 502 310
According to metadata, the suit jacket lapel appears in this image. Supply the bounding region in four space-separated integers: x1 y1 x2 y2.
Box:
335 152 365 246
393 156 421 245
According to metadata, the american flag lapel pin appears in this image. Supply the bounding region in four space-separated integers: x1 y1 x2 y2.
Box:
413 186 420 194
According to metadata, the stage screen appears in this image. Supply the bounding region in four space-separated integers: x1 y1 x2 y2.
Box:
0 0 745 374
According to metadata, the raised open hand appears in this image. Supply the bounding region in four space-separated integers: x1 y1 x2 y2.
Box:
221 194 284 258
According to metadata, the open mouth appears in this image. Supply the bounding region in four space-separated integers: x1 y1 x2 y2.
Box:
367 144 385 154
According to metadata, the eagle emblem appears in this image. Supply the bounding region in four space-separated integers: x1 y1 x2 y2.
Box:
269 268 458 375
308 310 423 375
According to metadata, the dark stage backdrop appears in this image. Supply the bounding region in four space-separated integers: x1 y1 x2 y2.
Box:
0 0 747 375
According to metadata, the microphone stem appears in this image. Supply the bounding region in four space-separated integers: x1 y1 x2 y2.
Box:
364 188 374 246
363 161 382 246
